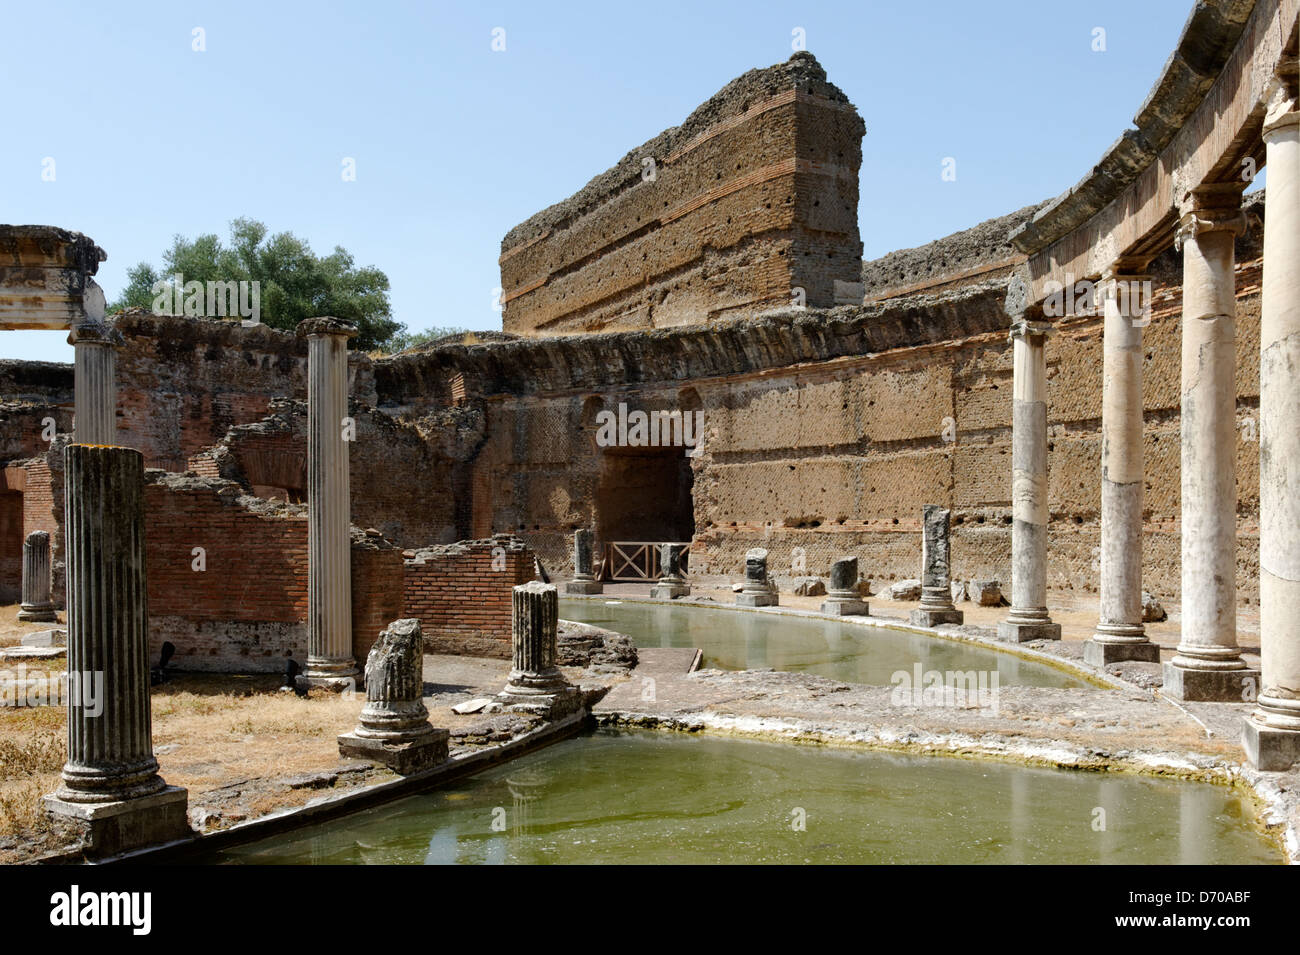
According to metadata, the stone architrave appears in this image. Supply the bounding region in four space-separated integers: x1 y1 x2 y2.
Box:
563 528 603 595
338 618 448 774
297 317 360 690
1246 79 1300 768
911 505 963 627
1164 185 1259 701
650 543 690 599
498 581 581 717
42 445 189 856
998 318 1062 643
821 556 868 615
1085 264 1161 666
17 530 56 622
736 547 778 607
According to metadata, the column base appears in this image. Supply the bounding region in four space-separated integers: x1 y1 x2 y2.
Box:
651 582 691 599
338 727 449 775
736 590 778 607
997 620 1061 643
17 606 57 623
563 579 603 595
911 607 963 627
1083 638 1161 666
821 598 869 616
497 685 583 719
1243 717 1300 772
43 785 190 858
1162 661 1259 702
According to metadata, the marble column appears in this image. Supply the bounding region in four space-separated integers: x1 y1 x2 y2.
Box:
737 547 777 607
1086 264 1161 666
563 528 602 595
43 445 188 854
1165 184 1258 701
821 555 868 615
998 318 1061 642
912 505 963 626
297 317 359 689
499 581 580 716
338 618 448 773
1246 80 1300 768
650 543 690 599
68 320 121 445
17 530 56 622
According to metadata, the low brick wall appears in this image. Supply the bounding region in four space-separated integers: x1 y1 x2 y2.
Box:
402 535 534 658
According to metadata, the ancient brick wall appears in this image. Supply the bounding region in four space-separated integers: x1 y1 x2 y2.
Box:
499 53 864 335
402 535 534 658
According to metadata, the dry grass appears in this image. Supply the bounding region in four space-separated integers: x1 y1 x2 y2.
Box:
0 706 66 838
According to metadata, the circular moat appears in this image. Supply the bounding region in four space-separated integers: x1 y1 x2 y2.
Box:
204 728 1281 865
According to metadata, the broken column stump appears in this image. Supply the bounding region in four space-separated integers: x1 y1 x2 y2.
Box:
736 547 778 607
563 528 603 595
498 581 581 717
338 618 448 774
18 530 56 622
821 556 868 616
911 505 964 627
650 543 690 599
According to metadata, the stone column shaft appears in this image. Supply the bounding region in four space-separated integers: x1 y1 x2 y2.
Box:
1246 84 1300 766
912 505 962 626
1164 186 1256 700
737 547 777 607
500 581 579 718
18 530 56 622
56 445 161 801
563 528 602 594
299 318 358 688
68 321 120 445
822 555 867 615
1087 268 1160 665
999 319 1060 642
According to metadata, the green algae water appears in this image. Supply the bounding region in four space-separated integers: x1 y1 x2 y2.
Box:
559 598 1089 689
206 730 1280 865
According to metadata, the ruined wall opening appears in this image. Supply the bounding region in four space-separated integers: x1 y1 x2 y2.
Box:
596 445 694 544
0 489 23 602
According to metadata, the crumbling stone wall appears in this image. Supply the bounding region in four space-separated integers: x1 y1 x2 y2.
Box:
401 535 534 658
500 52 864 335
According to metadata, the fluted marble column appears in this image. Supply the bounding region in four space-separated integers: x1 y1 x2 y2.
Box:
43 445 188 853
1086 265 1160 666
563 528 602 594
17 530 56 622
499 581 580 716
912 504 962 626
999 318 1061 642
1165 184 1258 701
1246 79 1300 768
68 321 121 445
298 317 359 689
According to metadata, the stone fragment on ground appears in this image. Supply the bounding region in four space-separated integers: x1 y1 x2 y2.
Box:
888 579 922 601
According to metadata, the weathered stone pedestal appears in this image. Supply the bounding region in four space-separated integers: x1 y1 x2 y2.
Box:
338 618 448 774
563 528 603 595
1164 185 1258 701
42 444 189 856
998 318 1061 644
911 505 963 627
297 317 360 690
736 547 778 607
821 556 868 615
1245 89 1300 769
17 530 56 622
498 581 581 717
650 543 690 599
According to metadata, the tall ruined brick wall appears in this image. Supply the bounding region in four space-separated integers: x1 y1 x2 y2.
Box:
0 451 65 606
500 52 864 335
402 535 534 658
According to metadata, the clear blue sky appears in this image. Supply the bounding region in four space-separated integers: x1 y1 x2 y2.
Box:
2 0 1200 363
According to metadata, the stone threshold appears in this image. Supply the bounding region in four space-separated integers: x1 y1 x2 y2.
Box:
52 708 590 865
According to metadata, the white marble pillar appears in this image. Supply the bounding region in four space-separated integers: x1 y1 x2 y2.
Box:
297 317 359 689
999 318 1061 642
1086 265 1160 666
1246 79 1300 768
1165 184 1258 701
67 319 120 445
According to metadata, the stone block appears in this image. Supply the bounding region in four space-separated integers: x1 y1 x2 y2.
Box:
43 786 190 858
1161 663 1259 702
997 620 1061 643
1083 639 1161 666
338 727 450 775
1242 719 1300 772
821 598 869 616
911 608 964 627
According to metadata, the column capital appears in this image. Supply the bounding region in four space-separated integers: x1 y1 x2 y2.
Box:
1008 319 1054 342
66 320 123 348
296 316 358 340
1099 254 1154 281
1175 183 1247 248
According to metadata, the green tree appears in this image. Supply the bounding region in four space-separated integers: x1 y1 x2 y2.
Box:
109 218 401 351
